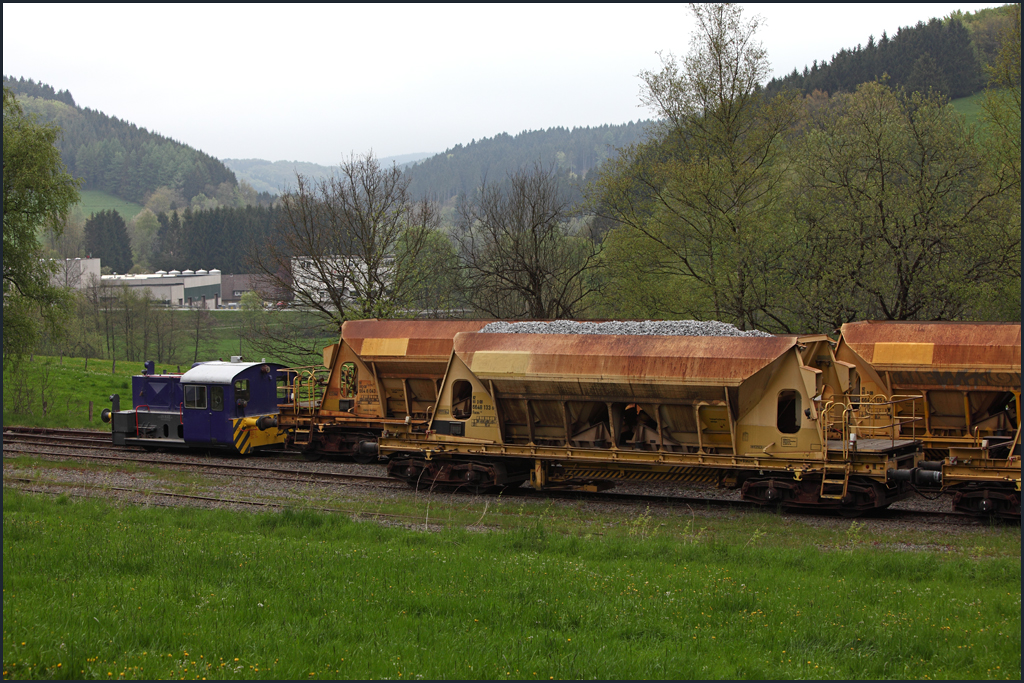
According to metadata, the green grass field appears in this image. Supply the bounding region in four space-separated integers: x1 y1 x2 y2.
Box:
950 91 986 128
75 190 145 222
2 356 136 430
2 490 1019 680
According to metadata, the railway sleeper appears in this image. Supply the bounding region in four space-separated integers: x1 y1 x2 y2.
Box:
387 456 531 492
951 485 1021 520
741 476 907 515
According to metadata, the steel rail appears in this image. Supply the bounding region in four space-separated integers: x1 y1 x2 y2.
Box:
3 447 399 486
3 435 991 524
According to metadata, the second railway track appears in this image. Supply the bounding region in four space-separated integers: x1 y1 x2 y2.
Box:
3 430 985 525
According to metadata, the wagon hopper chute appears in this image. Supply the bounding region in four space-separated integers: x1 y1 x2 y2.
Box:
277 319 495 460
836 321 1021 518
382 330 927 513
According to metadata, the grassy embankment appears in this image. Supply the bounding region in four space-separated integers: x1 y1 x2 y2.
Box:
1 356 132 431
2 490 1019 680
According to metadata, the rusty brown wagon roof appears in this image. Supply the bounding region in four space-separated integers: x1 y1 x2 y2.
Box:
839 321 1021 372
454 333 797 386
342 319 494 361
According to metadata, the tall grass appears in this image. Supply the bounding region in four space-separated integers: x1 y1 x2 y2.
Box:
3 490 1019 680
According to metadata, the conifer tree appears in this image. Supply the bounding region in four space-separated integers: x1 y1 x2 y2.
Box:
85 209 133 273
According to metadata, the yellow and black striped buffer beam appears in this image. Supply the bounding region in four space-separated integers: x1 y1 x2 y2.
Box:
232 417 286 455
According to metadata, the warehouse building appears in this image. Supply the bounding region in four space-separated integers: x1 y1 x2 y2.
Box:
101 269 222 309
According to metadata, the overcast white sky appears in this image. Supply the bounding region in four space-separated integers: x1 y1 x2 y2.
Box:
3 3 1004 165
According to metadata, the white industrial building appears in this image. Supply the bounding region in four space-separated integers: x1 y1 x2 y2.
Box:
101 269 223 308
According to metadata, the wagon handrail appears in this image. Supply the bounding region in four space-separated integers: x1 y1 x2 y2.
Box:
278 365 329 414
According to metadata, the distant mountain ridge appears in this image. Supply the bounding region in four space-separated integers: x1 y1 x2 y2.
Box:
765 5 1012 99
224 121 654 202
222 153 433 195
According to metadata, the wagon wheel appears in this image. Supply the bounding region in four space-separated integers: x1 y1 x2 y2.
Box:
302 449 324 462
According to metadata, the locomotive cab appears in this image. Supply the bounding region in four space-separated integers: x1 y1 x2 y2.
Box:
178 361 287 453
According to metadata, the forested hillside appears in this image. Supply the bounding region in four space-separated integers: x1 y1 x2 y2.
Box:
402 122 651 201
765 6 1011 98
4 76 242 206
225 125 650 203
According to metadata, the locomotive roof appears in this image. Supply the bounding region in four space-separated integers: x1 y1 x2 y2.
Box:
838 321 1021 372
453 332 798 386
180 361 274 384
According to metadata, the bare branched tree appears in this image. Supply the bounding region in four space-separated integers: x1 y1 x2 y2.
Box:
455 163 599 319
248 152 441 336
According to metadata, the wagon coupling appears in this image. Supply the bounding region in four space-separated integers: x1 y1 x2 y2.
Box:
888 468 942 486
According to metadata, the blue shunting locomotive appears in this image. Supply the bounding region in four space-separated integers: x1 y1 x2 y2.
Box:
102 359 287 454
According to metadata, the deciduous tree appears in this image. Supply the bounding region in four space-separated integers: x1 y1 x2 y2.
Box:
594 3 799 330
3 87 80 365
790 81 1020 326
249 152 441 327
455 163 599 319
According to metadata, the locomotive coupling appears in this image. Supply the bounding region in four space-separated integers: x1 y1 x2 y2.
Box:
888 467 942 485
256 415 278 431
100 409 112 423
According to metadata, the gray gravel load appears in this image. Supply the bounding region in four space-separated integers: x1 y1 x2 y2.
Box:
480 319 773 337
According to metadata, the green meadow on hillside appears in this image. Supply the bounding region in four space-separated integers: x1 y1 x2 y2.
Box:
2 356 132 430
950 91 987 127
75 190 144 222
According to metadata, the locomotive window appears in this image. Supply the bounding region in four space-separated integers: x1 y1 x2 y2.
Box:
777 390 801 434
452 380 473 420
210 386 224 411
184 385 207 410
234 379 250 402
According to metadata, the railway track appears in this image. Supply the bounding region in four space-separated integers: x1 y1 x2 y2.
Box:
0 427 991 525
